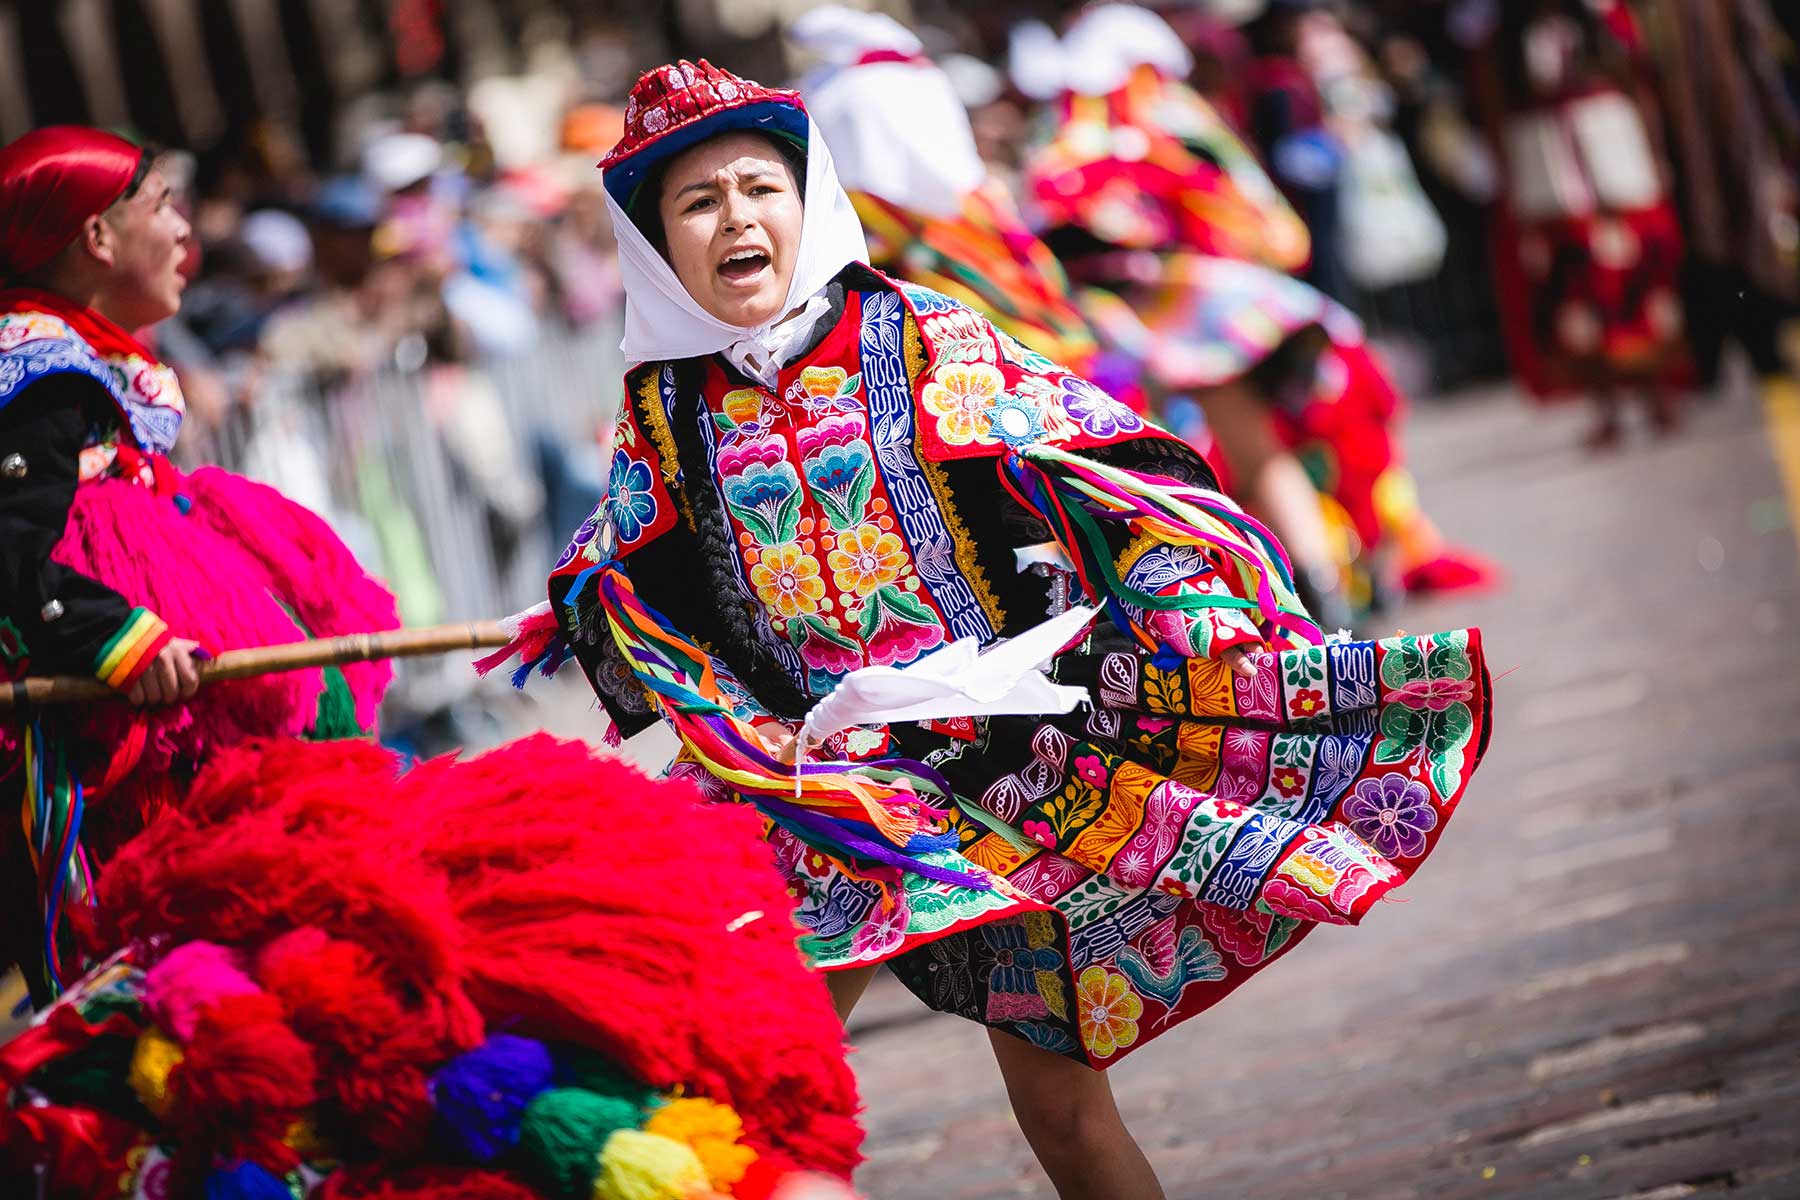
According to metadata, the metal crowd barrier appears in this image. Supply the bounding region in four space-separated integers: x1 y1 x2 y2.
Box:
187 320 624 714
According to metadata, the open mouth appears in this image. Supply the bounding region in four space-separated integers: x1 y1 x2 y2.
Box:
717 248 770 283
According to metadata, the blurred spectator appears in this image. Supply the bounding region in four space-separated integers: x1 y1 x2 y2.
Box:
1638 0 1800 382
1468 0 1692 446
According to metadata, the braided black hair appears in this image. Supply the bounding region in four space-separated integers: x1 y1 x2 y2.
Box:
665 359 817 721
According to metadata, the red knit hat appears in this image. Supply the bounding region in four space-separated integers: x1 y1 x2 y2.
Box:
0 126 144 281
599 60 808 210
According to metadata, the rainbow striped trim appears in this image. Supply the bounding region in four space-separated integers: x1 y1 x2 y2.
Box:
94 607 173 690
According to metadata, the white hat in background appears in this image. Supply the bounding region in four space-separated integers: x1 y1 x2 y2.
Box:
239 208 313 275
360 131 442 193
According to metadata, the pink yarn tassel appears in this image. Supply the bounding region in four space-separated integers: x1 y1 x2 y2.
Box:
180 468 400 729
143 939 263 1042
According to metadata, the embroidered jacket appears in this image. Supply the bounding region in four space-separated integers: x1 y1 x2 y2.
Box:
553 267 1265 738
0 293 183 689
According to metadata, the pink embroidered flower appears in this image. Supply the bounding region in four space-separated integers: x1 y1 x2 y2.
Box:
1262 877 1345 925
1073 753 1108 788
1023 820 1056 849
1289 687 1326 719
1202 905 1274 965
1391 676 1476 712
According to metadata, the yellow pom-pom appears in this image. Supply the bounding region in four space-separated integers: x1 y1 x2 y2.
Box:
592 1129 709 1200
284 1116 333 1160
644 1097 757 1188
127 1028 184 1119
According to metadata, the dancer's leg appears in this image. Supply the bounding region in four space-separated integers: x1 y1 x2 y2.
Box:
825 964 880 1025
1199 378 1349 626
987 1028 1165 1200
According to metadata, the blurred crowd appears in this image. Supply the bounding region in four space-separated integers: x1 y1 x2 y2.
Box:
119 0 1800 675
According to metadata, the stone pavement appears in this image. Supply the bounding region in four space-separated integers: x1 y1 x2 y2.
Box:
842 378 1800 1200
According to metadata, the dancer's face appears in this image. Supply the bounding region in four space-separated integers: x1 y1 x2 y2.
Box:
92 164 192 329
658 132 802 328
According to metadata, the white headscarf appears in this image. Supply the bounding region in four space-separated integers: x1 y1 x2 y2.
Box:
603 112 869 374
1018 4 1196 100
791 7 986 218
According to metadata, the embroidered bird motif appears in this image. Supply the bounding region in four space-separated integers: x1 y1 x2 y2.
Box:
1115 924 1227 1006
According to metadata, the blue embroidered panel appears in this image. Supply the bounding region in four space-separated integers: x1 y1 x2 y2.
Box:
859 289 996 644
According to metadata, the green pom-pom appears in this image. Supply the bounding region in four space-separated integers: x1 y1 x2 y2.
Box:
515 1088 642 1200
550 1045 658 1111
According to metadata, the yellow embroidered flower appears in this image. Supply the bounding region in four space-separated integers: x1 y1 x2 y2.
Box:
720 388 768 428
1075 966 1143 1059
798 365 849 399
749 542 826 617
920 361 1004 446
827 523 907 597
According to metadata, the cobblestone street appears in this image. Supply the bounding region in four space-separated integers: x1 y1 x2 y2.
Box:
844 377 1800 1200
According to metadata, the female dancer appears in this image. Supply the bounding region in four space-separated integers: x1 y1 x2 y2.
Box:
548 60 1491 1199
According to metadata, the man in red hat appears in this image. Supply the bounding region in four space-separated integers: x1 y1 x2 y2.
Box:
0 127 399 1007
0 126 203 705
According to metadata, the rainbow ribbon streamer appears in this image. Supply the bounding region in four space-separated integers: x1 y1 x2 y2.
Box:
21 721 94 997
999 444 1324 648
562 562 989 890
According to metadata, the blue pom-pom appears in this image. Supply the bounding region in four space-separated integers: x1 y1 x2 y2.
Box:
173 493 193 515
1149 644 1184 672
430 1033 556 1162
204 1162 292 1200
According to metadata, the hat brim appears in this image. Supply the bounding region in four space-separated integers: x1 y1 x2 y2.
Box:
601 98 809 213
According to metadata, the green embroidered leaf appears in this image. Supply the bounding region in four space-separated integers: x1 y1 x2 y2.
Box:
1380 636 1427 689
1374 704 1427 763
837 371 862 397
1426 629 1472 681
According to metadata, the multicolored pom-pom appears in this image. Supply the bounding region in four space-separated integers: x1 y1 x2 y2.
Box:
516 1087 645 1200
432 1034 556 1162
644 1097 756 1189
203 1160 294 1200
593 1129 710 1200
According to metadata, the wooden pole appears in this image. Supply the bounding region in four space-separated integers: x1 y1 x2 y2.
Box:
2 621 512 709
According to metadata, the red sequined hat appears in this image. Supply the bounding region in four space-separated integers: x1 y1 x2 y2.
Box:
599 59 809 210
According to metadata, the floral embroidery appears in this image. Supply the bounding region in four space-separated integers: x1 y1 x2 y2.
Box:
800 440 874 531
1262 876 1345 924
1342 772 1438 859
856 585 945 665
719 440 803 545
786 364 863 417
1073 753 1109 789
1270 766 1306 798
1023 819 1056 848
787 613 863 674
1289 687 1326 719
717 387 769 431
607 451 659 544
1060 375 1143 438
828 523 907 597
1076 966 1143 1059
981 915 1067 1022
1375 632 1478 799
920 360 1004 446
749 543 826 618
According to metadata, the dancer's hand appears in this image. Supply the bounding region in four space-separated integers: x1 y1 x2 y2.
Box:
753 718 801 764
127 639 204 707
1221 645 1260 679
